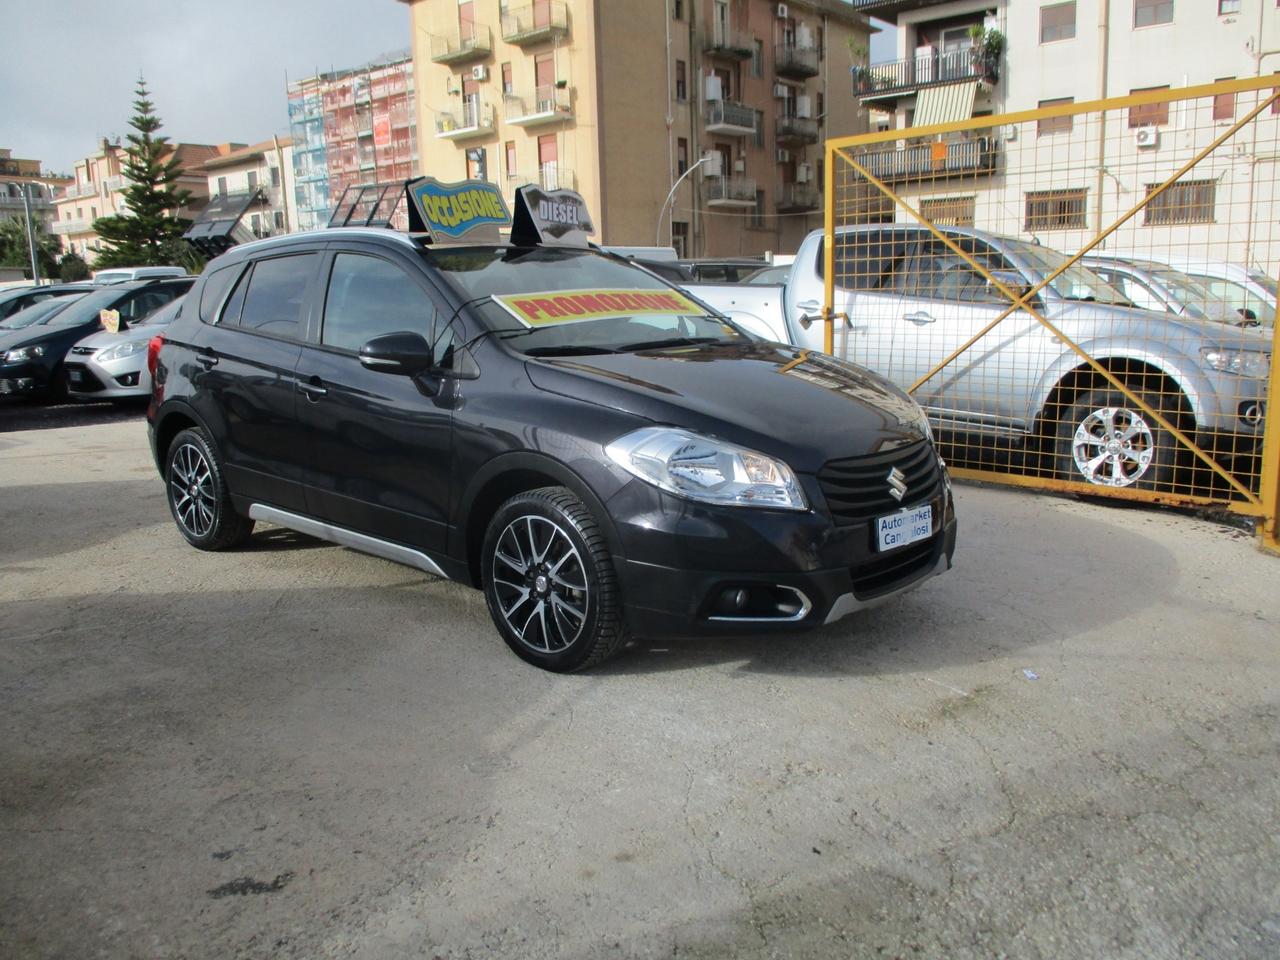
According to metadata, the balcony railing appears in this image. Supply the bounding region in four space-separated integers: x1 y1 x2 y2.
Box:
775 43 819 79
103 175 126 193
63 182 96 200
429 25 492 64
702 26 755 59
505 85 572 126
705 100 756 136
851 135 999 183
853 47 996 99
435 97 496 139
705 176 757 207
510 166 576 192
51 218 91 235
776 114 819 144
776 182 819 212
502 1 569 45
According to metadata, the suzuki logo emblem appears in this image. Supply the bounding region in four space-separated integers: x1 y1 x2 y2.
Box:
887 466 908 501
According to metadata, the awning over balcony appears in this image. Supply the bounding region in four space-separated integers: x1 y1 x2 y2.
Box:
914 81 978 129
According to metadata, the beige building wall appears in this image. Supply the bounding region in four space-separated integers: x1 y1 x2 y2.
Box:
202 138 300 236
401 0 870 256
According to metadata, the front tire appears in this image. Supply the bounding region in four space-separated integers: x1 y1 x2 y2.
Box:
1054 386 1185 490
165 427 254 550
481 486 627 672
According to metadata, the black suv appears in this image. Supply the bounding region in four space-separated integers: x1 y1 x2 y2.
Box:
149 228 955 671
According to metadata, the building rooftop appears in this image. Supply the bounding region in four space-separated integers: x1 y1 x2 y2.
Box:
201 137 295 172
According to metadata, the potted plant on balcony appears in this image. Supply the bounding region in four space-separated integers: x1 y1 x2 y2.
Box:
967 26 1005 84
847 40 875 93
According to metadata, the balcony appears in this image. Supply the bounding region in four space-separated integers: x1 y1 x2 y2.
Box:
51 218 91 235
776 114 819 145
776 182 819 212
705 100 756 137
435 98 496 139
509 166 576 192
705 176 757 208
103 175 126 193
505 85 572 126
429 25 492 65
851 0 953 15
850 135 999 183
63 182 96 200
775 42 819 79
853 47 996 103
502 1 569 45
702 25 755 60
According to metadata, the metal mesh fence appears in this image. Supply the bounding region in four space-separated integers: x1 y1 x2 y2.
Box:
824 77 1280 551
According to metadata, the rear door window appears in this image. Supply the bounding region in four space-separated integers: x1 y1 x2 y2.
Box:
230 254 317 339
199 264 245 323
818 230 913 291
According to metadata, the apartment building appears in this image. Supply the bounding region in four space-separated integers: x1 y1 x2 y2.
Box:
0 149 68 230
851 0 1280 268
201 137 299 238
401 0 872 256
51 138 220 262
287 53 419 231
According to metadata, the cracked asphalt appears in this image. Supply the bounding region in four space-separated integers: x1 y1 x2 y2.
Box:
2 415 1278 959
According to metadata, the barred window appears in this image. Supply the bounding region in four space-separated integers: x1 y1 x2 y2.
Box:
1025 188 1088 231
1135 0 1173 27
1143 179 1215 225
1129 86 1170 127
1037 97 1074 135
920 196 975 227
1040 3 1076 43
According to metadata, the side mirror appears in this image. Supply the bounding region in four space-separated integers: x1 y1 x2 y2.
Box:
358 331 434 375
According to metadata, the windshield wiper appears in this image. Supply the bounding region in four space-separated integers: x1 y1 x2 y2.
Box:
1062 294 1097 302
615 336 723 352
523 344 620 357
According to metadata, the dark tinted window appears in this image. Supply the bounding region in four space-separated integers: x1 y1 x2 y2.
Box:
891 238 1011 303
322 254 436 353
117 287 180 322
235 254 316 338
818 231 913 291
199 264 243 323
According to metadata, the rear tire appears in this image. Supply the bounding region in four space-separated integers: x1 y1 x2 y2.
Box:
481 486 627 672
1053 385 1185 491
165 427 255 550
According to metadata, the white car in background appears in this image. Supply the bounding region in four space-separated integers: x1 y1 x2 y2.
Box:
65 295 185 401
1162 257 1277 327
92 266 188 285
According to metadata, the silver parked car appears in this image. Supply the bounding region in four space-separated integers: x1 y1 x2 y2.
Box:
1083 255 1241 325
66 295 185 400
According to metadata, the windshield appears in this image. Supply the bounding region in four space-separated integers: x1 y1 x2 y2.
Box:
0 295 86 330
426 246 747 355
1248 272 1278 299
39 286 135 327
1003 240 1129 304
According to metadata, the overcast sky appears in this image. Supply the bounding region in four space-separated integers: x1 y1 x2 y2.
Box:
2 2 894 177
0 1 412 174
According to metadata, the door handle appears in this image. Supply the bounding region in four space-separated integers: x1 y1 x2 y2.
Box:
196 350 218 368
904 311 936 325
795 299 820 313
297 377 327 400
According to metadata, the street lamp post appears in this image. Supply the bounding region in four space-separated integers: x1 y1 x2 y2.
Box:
656 156 710 250
2 180 42 285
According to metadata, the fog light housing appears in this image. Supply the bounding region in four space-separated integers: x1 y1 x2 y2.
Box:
707 584 811 622
115 371 140 387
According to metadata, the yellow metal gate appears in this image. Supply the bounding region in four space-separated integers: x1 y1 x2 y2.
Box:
824 77 1280 553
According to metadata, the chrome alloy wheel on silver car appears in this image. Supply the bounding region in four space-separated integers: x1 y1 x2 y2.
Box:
169 441 217 537
490 515 590 653
1070 405 1156 487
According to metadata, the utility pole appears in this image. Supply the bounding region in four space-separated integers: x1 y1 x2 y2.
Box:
3 180 42 284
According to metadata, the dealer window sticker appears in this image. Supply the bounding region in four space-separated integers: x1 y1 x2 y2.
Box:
491 288 706 328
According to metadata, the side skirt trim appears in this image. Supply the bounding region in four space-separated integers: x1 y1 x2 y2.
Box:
248 504 449 580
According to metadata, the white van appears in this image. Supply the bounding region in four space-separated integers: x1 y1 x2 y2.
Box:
1161 257 1276 327
92 266 188 286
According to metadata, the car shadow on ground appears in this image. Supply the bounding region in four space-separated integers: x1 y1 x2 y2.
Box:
0 397 146 432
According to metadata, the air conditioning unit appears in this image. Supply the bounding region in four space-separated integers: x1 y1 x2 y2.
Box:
775 148 791 163
796 163 812 184
1135 127 1159 149
701 152 723 177
773 82 790 99
796 95 812 119
471 65 488 81
775 3 788 18
734 157 746 173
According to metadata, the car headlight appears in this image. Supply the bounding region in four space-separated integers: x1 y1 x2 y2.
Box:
3 345 44 363
95 340 145 363
605 427 807 510
1201 347 1271 379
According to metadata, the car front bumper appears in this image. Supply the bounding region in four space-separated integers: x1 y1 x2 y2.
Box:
65 350 149 399
605 474 957 640
0 360 47 395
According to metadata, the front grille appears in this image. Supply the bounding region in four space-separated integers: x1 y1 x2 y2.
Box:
63 363 105 392
850 534 939 598
817 440 943 525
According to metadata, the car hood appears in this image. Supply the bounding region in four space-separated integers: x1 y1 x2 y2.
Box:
523 340 929 473
1056 300 1274 348
0 322 95 354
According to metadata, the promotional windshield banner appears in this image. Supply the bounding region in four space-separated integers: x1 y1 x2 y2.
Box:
510 185 596 247
405 177 511 242
492 288 704 328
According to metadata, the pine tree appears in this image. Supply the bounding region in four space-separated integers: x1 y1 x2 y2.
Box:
92 77 193 267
